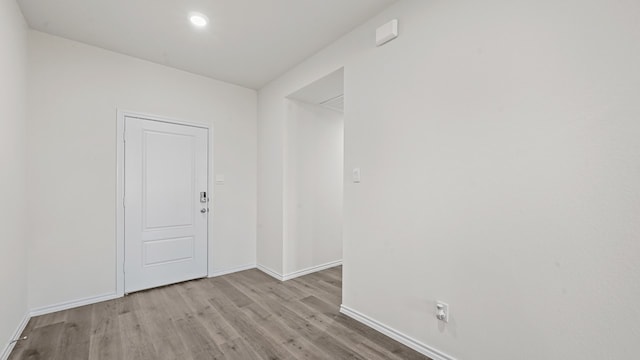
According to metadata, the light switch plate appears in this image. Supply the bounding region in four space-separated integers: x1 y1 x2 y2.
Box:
352 168 361 183
215 174 225 185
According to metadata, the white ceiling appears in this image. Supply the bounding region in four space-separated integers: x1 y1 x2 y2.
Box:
17 0 396 89
289 68 344 112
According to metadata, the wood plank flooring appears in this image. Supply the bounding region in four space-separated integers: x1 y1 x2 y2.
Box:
9 266 430 360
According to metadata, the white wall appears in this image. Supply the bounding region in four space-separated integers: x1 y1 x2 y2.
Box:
257 89 285 274
258 0 640 359
27 31 257 310
0 0 28 356
284 100 343 275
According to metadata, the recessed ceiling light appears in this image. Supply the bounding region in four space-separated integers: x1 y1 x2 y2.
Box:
189 12 208 27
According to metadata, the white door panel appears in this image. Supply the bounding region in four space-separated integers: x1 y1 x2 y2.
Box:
144 131 195 228
124 117 208 293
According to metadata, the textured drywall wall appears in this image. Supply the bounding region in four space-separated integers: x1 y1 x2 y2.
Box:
0 0 28 355
27 31 257 309
258 0 640 358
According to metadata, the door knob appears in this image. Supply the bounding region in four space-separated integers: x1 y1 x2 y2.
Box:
201 208 207 213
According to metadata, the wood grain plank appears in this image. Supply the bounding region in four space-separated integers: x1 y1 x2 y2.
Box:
8 267 429 360
259 296 367 360
8 322 64 360
135 288 189 360
209 277 254 308
56 304 92 359
301 295 430 360
158 285 226 359
88 299 123 360
118 302 158 360
208 295 296 360
174 279 241 346
219 337 262 360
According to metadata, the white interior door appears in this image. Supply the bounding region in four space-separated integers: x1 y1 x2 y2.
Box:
124 116 208 293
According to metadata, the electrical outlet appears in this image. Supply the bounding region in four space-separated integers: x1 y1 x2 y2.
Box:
436 301 449 323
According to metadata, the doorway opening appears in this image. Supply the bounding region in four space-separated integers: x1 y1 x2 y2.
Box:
283 68 345 280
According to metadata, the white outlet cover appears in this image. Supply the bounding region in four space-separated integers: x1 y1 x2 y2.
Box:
436 301 450 323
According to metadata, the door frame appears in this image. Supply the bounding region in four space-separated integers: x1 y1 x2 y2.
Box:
116 109 212 296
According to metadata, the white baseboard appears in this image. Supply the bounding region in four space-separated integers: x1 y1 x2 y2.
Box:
27 264 258 318
257 260 342 282
257 264 284 281
30 292 119 317
1 312 30 360
209 263 256 278
340 305 457 360
282 259 342 281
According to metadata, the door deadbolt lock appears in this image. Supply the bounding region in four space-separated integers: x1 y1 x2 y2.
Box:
200 191 208 203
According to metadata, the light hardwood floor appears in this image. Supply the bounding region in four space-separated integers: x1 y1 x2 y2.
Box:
9 266 430 360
